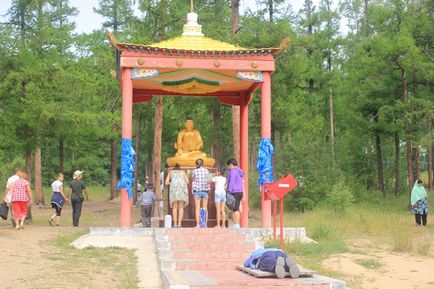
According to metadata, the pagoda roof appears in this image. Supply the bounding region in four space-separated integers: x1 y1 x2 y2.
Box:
111 35 286 56
109 11 288 55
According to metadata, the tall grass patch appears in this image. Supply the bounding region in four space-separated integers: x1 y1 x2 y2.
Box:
415 238 431 256
391 220 413 251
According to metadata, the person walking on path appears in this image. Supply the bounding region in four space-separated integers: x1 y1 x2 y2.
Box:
135 185 159 227
48 173 69 226
165 163 189 228
11 172 32 230
69 170 89 227
191 158 211 228
209 167 226 228
3 167 21 227
411 179 428 227
226 159 245 228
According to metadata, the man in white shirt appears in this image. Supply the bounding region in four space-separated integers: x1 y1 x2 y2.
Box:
3 167 22 227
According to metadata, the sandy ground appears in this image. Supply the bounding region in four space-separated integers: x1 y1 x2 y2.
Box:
0 200 160 289
323 237 434 289
2 201 434 289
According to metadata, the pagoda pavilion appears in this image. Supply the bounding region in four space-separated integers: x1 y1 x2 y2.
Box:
110 8 288 228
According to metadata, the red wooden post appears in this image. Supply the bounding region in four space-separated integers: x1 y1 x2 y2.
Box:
280 197 284 249
261 71 272 228
240 93 249 228
273 199 277 240
121 68 133 227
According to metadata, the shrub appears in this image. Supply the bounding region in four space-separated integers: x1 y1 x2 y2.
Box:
326 180 355 214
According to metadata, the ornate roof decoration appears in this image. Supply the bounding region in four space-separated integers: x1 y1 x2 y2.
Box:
108 10 290 56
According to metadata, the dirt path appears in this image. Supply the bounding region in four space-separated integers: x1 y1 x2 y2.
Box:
0 200 142 289
323 237 434 289
3 202 434 289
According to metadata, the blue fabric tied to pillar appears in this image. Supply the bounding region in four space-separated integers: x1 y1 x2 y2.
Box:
256 138 275 186
117 138 136 199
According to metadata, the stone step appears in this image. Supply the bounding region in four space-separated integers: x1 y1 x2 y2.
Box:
162 270 344 289
159 219 229 228
170 241 256 251
165 227 243 235
172 250 245 260
191 285 331 289
174 259 240 270
168 234 246 242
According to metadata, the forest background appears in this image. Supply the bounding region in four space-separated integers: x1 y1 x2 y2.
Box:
0 0 432 212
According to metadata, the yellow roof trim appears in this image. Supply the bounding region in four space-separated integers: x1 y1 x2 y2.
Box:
108 32 289 54
145 35 246 51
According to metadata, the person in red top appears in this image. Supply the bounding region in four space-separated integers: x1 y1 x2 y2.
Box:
11 172 32 230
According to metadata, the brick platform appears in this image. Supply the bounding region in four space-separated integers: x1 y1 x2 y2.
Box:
156 228 346 289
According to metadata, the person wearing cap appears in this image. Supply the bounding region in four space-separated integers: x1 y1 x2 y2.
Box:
69 170 89 227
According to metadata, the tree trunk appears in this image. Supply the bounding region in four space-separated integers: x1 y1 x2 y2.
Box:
268 0 274 23
375 132 385 195
328 57 335 166
428 120 433 190
158 0 168 40
110 123 118 200
306 0 313 35
133 109 141 204
394 133 401 198
24 127 32 182
34 146 44 206
59 136 64 173
231 0 240 36
413 146 420 181
402 69 413 193
231 0 241 163
232 106 241 162
152 96 163 216
212 105 221 166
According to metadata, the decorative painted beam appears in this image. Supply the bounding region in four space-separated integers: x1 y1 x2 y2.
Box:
121 56 275 71
133 88 243 97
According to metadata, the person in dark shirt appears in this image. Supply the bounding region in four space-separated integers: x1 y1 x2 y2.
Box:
69 170 89 227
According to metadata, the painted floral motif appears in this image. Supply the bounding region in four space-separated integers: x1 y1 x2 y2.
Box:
132 68 159 79
236 71 263 82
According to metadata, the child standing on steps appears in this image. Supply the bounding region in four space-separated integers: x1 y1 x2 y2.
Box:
49 173 69 226
210 167 226 228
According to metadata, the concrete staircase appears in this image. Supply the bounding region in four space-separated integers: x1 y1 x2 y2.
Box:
156 228 346 289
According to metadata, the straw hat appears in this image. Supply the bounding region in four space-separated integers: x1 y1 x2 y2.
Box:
73 170 84 179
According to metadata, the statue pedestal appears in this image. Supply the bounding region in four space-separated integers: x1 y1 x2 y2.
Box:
166 157 216 168
160 166 228 227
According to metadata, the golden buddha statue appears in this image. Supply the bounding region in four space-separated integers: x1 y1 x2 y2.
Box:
167 117 215 167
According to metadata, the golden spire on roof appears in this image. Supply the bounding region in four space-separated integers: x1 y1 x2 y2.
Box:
190 0 194 12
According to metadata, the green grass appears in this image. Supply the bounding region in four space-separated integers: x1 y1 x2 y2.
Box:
355 258 383 269
42 231 139 289
416 238 431 256
260 194 434 279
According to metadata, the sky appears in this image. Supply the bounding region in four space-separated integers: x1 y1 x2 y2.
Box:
0 0 337 35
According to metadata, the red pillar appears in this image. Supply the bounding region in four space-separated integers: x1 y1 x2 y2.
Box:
121 68 133 227
240 93 249 228
261 71 272 228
